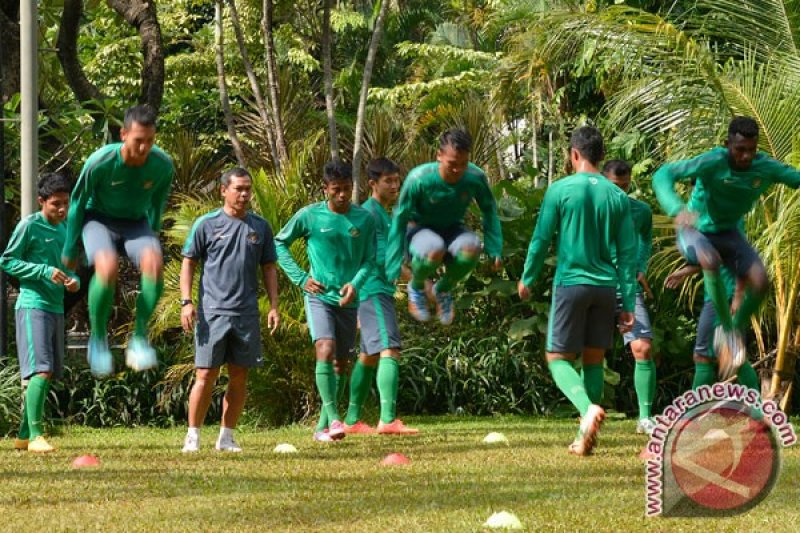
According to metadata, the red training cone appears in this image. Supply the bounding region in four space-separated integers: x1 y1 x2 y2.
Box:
72 454 101 468
381 452 410 466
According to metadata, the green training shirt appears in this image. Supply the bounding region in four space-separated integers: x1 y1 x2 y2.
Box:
521 172 638 311
275 201 376 308
63 143 174 261
611 196 653 294
653 147 800 232
385 162 502 281
0 212 79 313
359 197 395 299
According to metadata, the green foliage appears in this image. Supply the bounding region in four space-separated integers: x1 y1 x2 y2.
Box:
0 357 22 436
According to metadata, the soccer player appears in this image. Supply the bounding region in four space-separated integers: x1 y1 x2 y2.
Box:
518 126 637 456
343 158 418 435
602 160 657 435
653 116 800 379
1 173 80 452
385 129 502 325
62 105 174 376
665 264 759 391
180 168 279 453
275 161 376 442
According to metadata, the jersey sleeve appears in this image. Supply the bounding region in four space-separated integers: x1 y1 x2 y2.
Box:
385 178 417 282
182 218 207 260
275 209 311 289
764 157 800 188
521 186 559 287
652 150 721 217
0 221 53 281
148 164 174 233
475 175 503 258
63 158 96 262
637 203 653 275
261 221 278 264
366 203 387 269
615 199 638 312
350 215 377 292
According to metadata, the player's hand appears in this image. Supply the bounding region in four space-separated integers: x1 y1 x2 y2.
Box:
339 284 357 307
181 303 196 333
400 265 412 282
64 277 79 293
62 256 78 272
267 309 280 335
491 257 503 272
517 281 531 301
674 209 697 229
664 266 694 289
638 272 654 300
304 277 326 294
50 267 70 285
618 311 634 334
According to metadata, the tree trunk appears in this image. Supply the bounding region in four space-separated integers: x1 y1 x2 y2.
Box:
261 0 289 168
0 0 20 100
322 0 339 161
225 0 280 171
351 0 389 202
106 0 165 111
214 0 246 167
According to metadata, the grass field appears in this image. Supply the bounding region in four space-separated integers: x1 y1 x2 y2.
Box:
2 416 799 531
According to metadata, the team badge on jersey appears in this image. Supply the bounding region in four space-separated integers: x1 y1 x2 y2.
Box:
247 231 260 244
143 180 154 189
349 227 360 238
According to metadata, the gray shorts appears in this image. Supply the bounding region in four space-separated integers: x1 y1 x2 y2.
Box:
305 294 358 359
195 313 263 368
358 293 402 355
15 308 64 380
677 227 761 278
82 212 161 268
616 293 653 345
547 285 616 353
408 225 482 260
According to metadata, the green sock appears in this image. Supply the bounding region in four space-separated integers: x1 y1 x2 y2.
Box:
581 363 604 405
18 397 30 440
634 360 656 419
737 361 759 391
315 361 340 423
693 361 716 389
435 252 478 293
549 359 592 417
410 256 441 290
316 371 342 431
135 275 163 338
345 360 377 425
25 375 51 439
377 357 400 424
88 275 115 339
704 270 733 330
733 287 765 331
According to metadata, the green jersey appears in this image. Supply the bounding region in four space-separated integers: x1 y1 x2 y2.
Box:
64 143 174 261
0 212 79 313
275 201 376 308
385 162 502 281
653 147 800 232
521 172 638 311
359 197 395 299
611 197 653 294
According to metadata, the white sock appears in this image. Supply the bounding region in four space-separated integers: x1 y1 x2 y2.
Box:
219 426 234 441
187 427 199 439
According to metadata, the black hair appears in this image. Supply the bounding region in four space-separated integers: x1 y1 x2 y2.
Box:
323 160 353 183
728 116 758 139
570 126 604 165
221 167 252 186
37 172 72 200
123 104 158 129
602 159 632 178
367 157 401 182
439 129 472 153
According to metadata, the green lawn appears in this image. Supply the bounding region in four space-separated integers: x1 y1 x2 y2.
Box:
2 417 798 531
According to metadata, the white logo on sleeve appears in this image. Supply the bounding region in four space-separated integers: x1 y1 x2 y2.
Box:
320 228 334 233
111 180 125 186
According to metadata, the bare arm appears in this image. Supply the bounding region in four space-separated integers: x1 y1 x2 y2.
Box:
262 262 280 334
180 257 197 333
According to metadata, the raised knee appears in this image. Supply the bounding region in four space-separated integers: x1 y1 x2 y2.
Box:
140 249 163 277
94 253 119 282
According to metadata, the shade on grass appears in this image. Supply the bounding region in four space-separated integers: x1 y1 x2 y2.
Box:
2 416 798 531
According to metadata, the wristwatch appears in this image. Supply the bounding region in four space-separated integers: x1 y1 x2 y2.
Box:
181 299 193 306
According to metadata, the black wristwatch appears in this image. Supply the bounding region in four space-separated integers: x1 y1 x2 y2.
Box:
181 299 193 307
